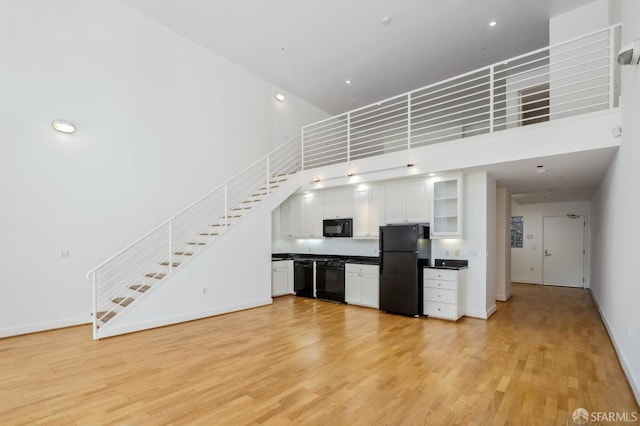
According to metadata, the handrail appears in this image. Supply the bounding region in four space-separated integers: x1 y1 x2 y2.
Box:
86 135 301 281
302 23 621 168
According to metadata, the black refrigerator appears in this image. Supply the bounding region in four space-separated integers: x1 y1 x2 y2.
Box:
379 224 431 317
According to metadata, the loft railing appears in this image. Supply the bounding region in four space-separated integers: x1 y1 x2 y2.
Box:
301 24 622 169
87 135 301 339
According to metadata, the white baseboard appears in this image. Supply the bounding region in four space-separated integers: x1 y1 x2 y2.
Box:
0 315 90 339
511 279 540 285
97 299 273 339
496 289 513 302
466 305 497 320
590 290 640 406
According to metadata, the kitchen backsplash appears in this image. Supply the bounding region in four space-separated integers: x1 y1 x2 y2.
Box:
272 238 380 256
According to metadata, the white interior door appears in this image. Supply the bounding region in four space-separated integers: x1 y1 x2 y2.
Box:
542 215 585 287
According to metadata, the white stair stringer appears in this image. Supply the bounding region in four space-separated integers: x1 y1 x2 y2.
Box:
94 173 304 339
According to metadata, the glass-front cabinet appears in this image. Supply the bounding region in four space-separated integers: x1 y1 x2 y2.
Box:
429 173 463 239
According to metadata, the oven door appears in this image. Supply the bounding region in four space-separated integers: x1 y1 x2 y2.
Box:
316 263 345 303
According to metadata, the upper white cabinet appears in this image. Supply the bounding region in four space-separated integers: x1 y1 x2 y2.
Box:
385 180 429 224
428 173 463 239
302 192 324 238
280 195 303 239
353 186 384 239
280 193 323 239
323 189 354 219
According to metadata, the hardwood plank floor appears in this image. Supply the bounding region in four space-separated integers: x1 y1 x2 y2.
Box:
0 284 637 425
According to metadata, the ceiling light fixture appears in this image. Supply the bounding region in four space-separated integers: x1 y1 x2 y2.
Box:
428 173 436 177
313 177 321 183
275 93 286 102
407 162 415 168
347 171 354 177
489 20 497 27
52 119 76 134
345 80 352 85
382 17 391 25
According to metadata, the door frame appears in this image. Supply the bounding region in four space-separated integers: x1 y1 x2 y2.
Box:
541 214 587 288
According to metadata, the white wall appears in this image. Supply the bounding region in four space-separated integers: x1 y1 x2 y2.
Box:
590 0 640 403
0 0 327 337
510 200 591 285
495 187 512 301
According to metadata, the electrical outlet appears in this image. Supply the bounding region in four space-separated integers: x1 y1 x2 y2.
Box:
467 249 477 257
454 249 460 256
59 250 70 259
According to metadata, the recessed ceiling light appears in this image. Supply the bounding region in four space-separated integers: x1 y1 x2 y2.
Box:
275 93 286 102
345 80 352 85
382 17 391 25
428 173 436 177
347 171 354 177
489 20 497 27
313 177 321 183
52 119 76 134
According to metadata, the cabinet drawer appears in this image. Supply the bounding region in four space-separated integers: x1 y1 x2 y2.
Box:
424 288 456 304
424 278 457 291
424 268 457 281
345 264 379 275
424 301 457 319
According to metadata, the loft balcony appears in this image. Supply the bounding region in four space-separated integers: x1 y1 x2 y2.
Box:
299 24 622 176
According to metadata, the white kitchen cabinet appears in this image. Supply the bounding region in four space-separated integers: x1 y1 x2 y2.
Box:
423 267 467 320
280 195 304 239
323 188 354 219
301 192 323 238
272 260 294 296
429 173 463 239
345 264 379 308
280 193 324 239
353 186 384 238
385 180 429 224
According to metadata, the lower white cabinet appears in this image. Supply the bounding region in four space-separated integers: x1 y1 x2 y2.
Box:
345 263 379 309
272 260 294 297
423 267 467 320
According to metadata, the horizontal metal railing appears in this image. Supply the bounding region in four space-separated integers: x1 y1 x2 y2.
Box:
301 24 621 169
87 136 301 339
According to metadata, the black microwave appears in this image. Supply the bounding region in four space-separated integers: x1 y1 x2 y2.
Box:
323 218 353 238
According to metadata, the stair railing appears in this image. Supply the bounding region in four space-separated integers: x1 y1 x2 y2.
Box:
87 135 301 339
301 24 622 169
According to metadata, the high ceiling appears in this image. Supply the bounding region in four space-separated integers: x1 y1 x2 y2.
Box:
117 0 596 115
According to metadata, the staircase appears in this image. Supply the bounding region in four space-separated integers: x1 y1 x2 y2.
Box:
87 136 302 339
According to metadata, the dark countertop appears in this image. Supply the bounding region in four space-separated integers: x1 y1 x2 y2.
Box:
425 259 469 270
272 253 380 265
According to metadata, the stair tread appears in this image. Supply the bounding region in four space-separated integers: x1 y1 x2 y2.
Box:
112 297 135 307
129 284 152 293
159 261 180 267
145 272 167 279
97 311 117 323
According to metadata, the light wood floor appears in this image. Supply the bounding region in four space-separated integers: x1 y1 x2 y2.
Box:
1 284 637 425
